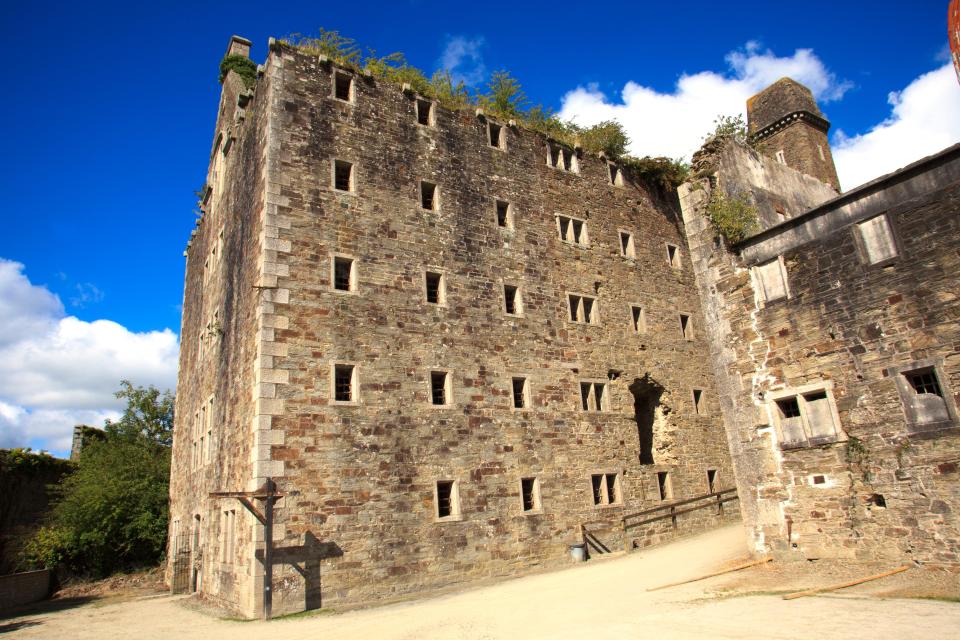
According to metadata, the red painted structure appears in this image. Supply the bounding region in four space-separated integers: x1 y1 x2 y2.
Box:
950 0 960 84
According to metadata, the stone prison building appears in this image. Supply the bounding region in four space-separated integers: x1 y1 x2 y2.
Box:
168 36 960 617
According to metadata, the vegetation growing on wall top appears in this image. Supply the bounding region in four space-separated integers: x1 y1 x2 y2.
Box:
219 54 257 89
705 189 760 243
281 28 691 191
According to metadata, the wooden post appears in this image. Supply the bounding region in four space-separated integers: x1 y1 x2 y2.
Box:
263 479 275 621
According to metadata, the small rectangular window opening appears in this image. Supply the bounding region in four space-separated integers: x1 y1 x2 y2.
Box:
416 98 432 125
591 473 619 505
521 477 538 512
631 306 645 333
496 200 512 228
334 72 353 101
436 480 455 518
777 397 801 419
620 232 635 258
667 244 679 268
425 271 444 305
679 313 692 339
430 371 449 406
568 294 597 324
693 389 703 414
656 471 671 501
504 284 520 315
548 144 561 168
333 159 353 192
333 256 354 291
707 469 717 493
488 122 503 148
334 364 355 402
420 181 438 211
580 382 605 411
562 148 576 172
512 377 528 409
609 164 622 186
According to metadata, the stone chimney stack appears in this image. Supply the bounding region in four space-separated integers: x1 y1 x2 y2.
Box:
746 77 841 191
226 35 252 58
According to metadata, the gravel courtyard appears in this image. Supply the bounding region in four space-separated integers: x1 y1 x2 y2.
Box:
4 524 958 639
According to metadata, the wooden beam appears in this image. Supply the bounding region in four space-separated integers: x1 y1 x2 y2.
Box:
647 557 772 591
782 565 910 600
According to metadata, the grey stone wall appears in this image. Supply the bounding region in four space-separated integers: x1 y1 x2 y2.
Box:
681 140 960 566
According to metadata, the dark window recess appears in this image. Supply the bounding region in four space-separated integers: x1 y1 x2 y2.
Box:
908 370 943 397
605 474 617 503
812 475 826 485
693 389 703 414
667 244 679 266
496 200 510 227
580 382 592 411
609 164 622 185
707 469 717 493
558 216 570 240
521 478 536 511
436 480 454 517
430 371 448 405
416 98 432 125
333 160 353 191
549 145 561 168
582 297 595 323
504 285 519 315
591 474 604 505
679 314 691 338
425 272 443 304
657 471 670 500
334 364 354 402
562 148 574 170
620 232 632 256
333 257 353 291
420 181 437 210
867 493 886 508
631 306 643 332
512 377 527 409
334 72 352 101
777 398 802 418
489 123 503 148
572 220 585 244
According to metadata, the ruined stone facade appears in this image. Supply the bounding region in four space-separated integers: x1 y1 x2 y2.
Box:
168 37 737 617
680 137 960 566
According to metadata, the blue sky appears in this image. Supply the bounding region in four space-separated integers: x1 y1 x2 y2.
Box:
1 0 957 455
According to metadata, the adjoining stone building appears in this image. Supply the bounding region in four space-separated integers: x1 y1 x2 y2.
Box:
167 36 737 617
679 81 960 565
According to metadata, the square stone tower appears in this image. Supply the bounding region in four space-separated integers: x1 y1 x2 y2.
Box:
747 77 841 191
167 35 738 618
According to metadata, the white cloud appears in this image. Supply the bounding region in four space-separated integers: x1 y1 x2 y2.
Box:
832 64 960 189
0 259 178 456
437 35 486 86
559 43 851 161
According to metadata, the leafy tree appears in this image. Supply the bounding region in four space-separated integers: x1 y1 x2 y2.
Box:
481 70 529 118
21 381 174 577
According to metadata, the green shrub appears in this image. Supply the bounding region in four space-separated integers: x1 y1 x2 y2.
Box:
705 189 760 243
219 54 257 89
577 120 629 158
621 156 690 191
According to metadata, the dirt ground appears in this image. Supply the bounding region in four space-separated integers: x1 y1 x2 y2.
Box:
3 525 958 639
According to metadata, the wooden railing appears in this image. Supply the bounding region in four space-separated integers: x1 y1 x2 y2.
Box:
622 487 738 532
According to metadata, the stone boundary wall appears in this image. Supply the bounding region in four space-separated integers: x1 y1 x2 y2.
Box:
0 569 49 612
